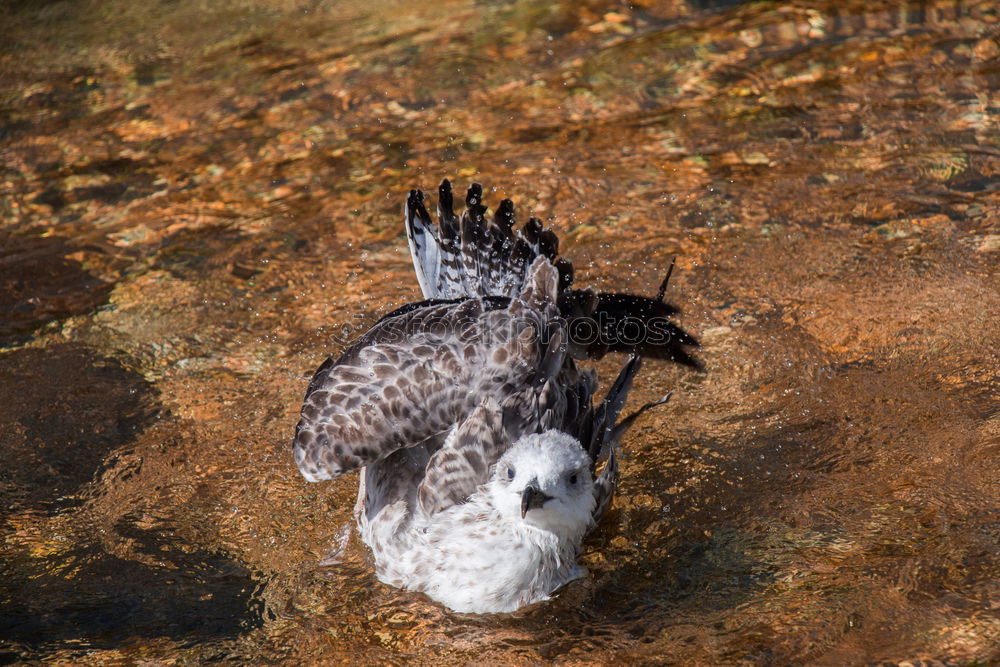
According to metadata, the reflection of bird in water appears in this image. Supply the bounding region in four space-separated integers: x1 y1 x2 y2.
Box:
293 180 701 613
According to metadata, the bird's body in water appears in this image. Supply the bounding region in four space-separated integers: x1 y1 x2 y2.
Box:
365 432 594 613
293 180 701 613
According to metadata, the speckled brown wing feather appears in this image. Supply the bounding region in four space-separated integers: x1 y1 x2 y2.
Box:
293 257 561 483
416 400 506 517
415 325 574 518
293 300 532 482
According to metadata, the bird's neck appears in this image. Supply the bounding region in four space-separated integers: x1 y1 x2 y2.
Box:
511 516 586 562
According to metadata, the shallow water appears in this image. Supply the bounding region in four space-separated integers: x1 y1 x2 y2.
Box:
1 0 998 663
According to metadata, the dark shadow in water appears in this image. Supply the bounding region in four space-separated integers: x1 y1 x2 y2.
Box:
0 343 159 511
0 517 264 656
686 0 762 8
1 0 71 13
569 525 780 648
0 234 114 346
0 346 263 659
512 525 779 659
549 413 845 646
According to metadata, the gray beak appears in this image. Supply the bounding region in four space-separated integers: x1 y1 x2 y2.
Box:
520 484 552 518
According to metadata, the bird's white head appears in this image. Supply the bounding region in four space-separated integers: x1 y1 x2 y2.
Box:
488 430 596 540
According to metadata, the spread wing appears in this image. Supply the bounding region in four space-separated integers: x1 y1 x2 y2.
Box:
405 180 573 300
293 258 560 483
406 180 701 369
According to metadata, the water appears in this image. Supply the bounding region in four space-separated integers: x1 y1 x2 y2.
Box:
1 0 998 663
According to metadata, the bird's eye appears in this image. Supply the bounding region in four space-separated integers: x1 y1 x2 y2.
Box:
506 467 515 480
569 473 578 485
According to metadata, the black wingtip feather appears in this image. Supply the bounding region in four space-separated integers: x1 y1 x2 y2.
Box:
439 179 454 214
407 188 424 210
495 198 516 231
586 355 642 464
466 183 486 214
537 228 559 259
406 188 432 229
523 217 542 246
555 257 574 291
578 292 702 369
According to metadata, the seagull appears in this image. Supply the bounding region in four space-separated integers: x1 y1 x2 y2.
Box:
293 180 701 613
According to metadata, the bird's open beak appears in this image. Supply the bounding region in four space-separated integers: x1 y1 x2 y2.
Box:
520 484 553 518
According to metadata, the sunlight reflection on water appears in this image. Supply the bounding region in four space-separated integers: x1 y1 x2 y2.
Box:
1 0 998 663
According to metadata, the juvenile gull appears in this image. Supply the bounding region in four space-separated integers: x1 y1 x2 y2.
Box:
293 180 701 613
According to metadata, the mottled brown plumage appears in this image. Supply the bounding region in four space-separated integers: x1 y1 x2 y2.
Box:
292 181 700 612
